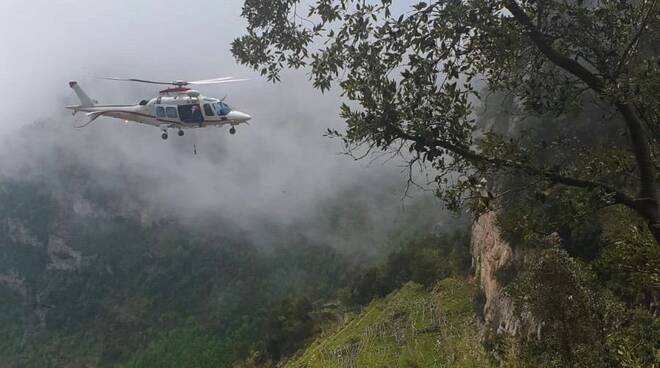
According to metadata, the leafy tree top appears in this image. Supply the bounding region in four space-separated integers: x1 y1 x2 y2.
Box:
233 0 660 244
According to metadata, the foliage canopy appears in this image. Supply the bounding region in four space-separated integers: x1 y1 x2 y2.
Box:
233 0 660 243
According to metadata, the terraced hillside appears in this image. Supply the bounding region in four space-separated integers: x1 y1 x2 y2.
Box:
285 278 491 368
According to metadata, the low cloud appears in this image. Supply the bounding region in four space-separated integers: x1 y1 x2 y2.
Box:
0 0 450 254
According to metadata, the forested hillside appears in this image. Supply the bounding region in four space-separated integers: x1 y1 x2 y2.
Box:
1 121 657 367
282 278 489 368
0 174 353 367
0 124 450 368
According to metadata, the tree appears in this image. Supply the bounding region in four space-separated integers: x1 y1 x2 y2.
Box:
507 246 658 367
232 0 660 244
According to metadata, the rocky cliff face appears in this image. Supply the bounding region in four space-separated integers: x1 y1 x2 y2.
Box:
470 211 519 335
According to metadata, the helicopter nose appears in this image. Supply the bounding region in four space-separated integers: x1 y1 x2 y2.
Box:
230 111 251 122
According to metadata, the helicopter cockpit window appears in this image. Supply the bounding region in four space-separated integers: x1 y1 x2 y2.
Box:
156 106 166 118
165 106 178 119
203 103 214 116
214 102 231 116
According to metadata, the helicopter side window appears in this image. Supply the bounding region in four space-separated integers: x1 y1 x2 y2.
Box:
165 106 178 119
177 104 204 123
156 106 166 118
203 103 214 116
178 105 192 122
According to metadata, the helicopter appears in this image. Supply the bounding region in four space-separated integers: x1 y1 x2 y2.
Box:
65 77 251 139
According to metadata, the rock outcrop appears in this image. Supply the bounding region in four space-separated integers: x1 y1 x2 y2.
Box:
470 211 519 335
46 235 83 271
0 271 28 298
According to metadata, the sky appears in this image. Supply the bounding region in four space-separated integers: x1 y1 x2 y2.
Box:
0 0 447 249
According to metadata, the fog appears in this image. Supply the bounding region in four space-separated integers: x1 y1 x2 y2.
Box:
0 0 447 250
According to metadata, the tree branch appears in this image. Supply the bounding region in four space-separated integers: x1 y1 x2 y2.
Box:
615 0 658 77
503 0 659 244
395 127 643 218
503 0 604 92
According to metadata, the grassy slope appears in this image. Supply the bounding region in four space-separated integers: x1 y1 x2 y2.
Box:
285 278 491 368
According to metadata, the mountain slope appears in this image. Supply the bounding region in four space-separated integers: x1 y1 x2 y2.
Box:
285 278 491 368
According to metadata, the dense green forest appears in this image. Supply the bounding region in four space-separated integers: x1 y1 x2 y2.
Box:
0 125 450 367
1 135 658 367
2 140 656 367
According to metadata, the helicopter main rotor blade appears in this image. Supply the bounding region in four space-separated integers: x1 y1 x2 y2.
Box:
100 77 177 85
99 76 248 87
189 76 235 83
188 78 249 85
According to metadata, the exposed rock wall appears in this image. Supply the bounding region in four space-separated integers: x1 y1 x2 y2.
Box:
46 235 82 271
470 211 519 335
0 271 28 298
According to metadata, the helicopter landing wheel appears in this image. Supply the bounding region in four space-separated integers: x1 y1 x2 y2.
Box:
161 132 168 140
178 129 184 137
229 126 236 135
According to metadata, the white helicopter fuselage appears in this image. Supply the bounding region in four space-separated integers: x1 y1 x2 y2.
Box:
65 81 251 137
